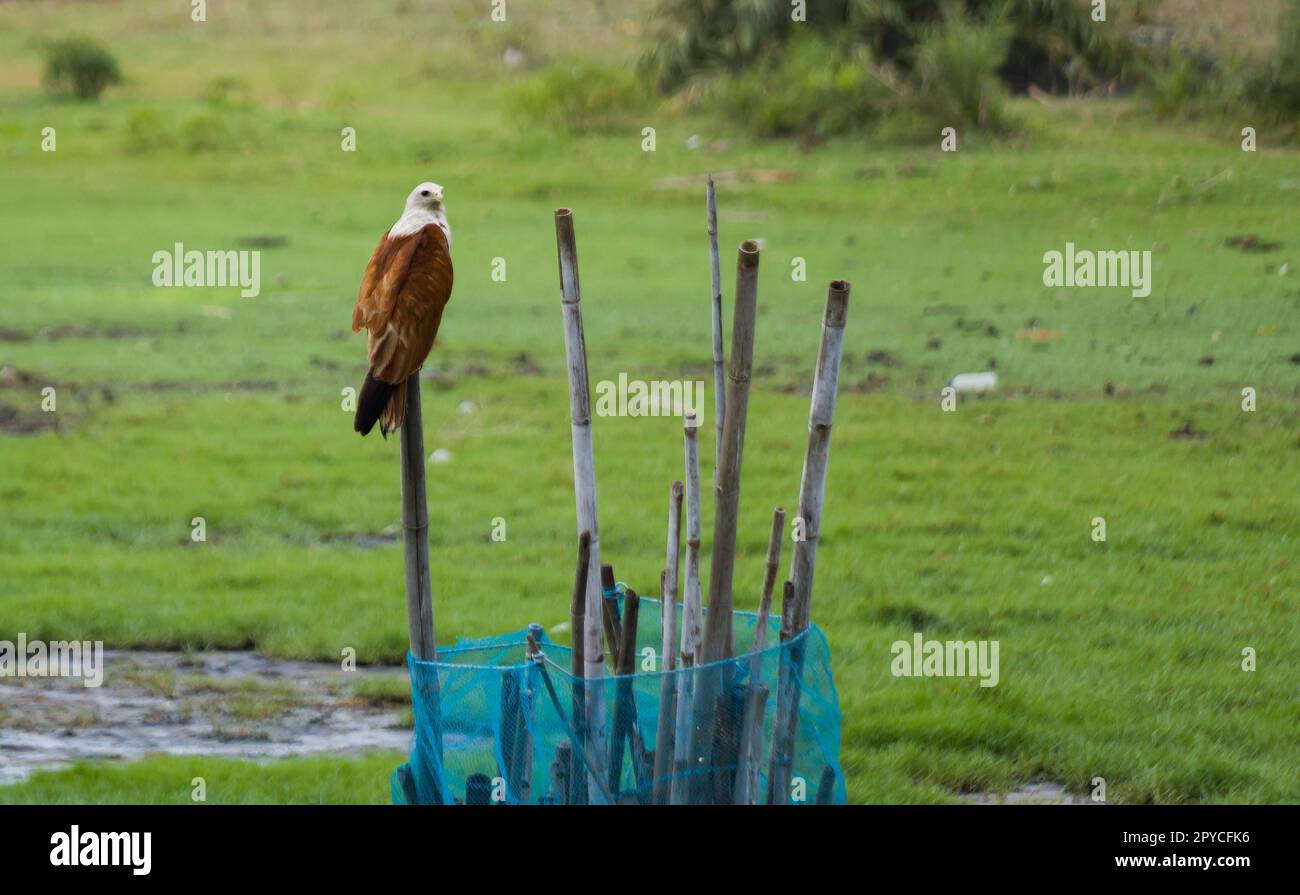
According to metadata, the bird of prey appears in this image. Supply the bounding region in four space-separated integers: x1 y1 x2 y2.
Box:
351 182 454 437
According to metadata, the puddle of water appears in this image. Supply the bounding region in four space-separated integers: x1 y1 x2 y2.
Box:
0 651 414 785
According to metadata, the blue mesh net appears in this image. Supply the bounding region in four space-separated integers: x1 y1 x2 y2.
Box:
391 594 844 805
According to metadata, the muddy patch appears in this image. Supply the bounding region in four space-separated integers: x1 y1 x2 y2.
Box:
0 651 413 785
1223 234 1281 254
963 782 1089 805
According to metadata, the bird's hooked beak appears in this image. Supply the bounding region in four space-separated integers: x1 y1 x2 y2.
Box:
432 187 445 206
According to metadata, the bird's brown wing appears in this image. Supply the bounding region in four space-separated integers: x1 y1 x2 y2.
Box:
351 224 454 385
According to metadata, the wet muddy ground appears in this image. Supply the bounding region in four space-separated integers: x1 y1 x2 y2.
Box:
1 650 1089 803
0 650 412 785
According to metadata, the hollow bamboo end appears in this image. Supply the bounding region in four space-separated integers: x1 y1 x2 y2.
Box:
739 239 761 268
684 411 698 430
555 207 574 219
825 280 850 326
671 480 684 498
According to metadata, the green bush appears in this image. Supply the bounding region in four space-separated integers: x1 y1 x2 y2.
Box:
719 36 890 137
179 111 236 153
122 108 173 154
910 15 1013 130
508 61 645 133
1146 49 1223 119
1249 0 1300 122
43 37 122 100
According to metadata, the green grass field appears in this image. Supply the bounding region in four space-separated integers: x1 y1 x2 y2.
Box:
1 1 1297 804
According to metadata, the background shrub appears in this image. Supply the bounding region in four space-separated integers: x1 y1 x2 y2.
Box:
43 36 122 100
1249 0 1300 123
910 14 1014 130
718 35 890 138
508 60 645 133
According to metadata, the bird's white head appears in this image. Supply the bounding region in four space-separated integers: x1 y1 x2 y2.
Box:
406 181 445 212
391 181 451 242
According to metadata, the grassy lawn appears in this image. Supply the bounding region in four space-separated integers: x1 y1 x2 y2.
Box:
0 0 1296 804
0 754 402 804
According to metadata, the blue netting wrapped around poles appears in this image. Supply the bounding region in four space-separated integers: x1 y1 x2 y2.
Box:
391 594 844 805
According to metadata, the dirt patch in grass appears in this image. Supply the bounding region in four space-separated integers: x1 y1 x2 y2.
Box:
1223 234 1281 253
1169 419 1211 440
963 782 1089 805
0 650 412 786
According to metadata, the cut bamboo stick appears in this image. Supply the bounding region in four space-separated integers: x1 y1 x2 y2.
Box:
789 284 851 636
399 374 443 804
767 280 850 806
600 563 622 671
680 415 704 666
670 414 704 804
816 764 838 805
702 239 761 664
498 672 522 801
756 509 786 651
733 506 786 804
685 239 760 803
652 483 683 804
552 741 572 805
554 207 609 798
707 176 726 483
608 586 644 798
707 679 746 804
569 531 590 805
779 580 795 644
399 375 437 662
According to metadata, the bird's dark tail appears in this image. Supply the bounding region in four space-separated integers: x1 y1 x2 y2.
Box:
354 370 395 437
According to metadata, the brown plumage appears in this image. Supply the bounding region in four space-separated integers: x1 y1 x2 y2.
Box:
351 220 453 437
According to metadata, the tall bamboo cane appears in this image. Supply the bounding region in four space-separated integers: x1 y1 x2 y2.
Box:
568 530 591 804
652 484 683 803
707 176 725 483
670 413 703 803
554 208 609 798
767 280 850 805
733 506 785 804
702 239 761 663
399 376 443 803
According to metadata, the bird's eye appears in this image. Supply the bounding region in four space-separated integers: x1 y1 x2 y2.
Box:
420 190 430 197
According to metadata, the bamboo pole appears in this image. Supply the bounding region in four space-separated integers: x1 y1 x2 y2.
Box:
707 176 725 484
669 414 703 804
554 207 609 798
707 681 745 804
652 484 683 804
552 741 572 805
686 240 760 801
733 506 785 804
702 239 761 663
399 374 443 803
608 586 641 797
569 531 590 805
400 375 437 660
767 280 850 805
816 764 838 805
498 672 522 801
756 509 786 649
779 580 795 644
680 415 704 666
600 563 622 671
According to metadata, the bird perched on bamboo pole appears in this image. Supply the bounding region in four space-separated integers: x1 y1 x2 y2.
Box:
351 182 455 437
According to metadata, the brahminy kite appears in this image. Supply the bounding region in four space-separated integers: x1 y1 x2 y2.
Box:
351 182 454 437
